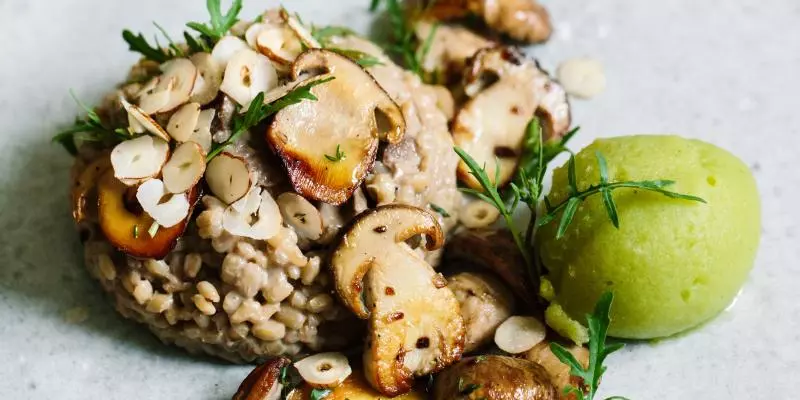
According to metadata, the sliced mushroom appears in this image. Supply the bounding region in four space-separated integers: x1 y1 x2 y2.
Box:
119 97 170 141
110 135 170 185
448 272 515 353
136 178 191 228
432 356 557 400
293 352 352 388
454 46 570 189
205 152 252 204
162 142 206 194
97 170 200 259
220 48 279 107
415 20 494 84
233 357 290 400
526 341 590 396
246 22 304 67
211 35 250 67
189 52 224 105
188 108 215 154
222 186 282 240
268 49 406 205
428 0 552 43
167 102 201 142
330 205 464 396
277 192 324 240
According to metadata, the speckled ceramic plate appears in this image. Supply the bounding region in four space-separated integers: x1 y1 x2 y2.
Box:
1 0 796 398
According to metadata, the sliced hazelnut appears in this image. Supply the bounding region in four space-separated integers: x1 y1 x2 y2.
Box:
268 49 406 205
119 97 170 141
166 102 201 142
189 52 224 105
222 187 282 240
146 58 198 114
211 35 250 67
494 315 547 354
254 25 304 66
162 142 206 194
97 170 200 259
188 108 215 154
280 9 321 49
205 152 252 204
110 135 170 184
277 192 324 240
454 46 570 189
220 48 279 107
136 178 191 228
293 352 352 389
330 205 464 396
137 77 171 114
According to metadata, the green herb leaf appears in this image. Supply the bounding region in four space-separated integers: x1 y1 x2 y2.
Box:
324 144 346 162
310 388 332 400
369 0 431 79
312 25 357 45
187 0 243 41
184 31 210 53
122 30 172 63
429 203 450 218
206 76 335 161
567 154 578 195
328 48 384 68
556 197 581 239
133 225 139 239
153 22 184 57
52 91 129 155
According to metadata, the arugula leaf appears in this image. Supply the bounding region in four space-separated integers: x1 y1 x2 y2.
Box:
310 388 331 400
122 30 172 63
206 77 335 161
187 0 243 42
550 292 627 400
52 91 129 155
183 31 210 53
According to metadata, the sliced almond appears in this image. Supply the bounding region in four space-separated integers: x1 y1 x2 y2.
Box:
494 316 546 354
136 178 191 228
220 48 279 107
280 9 320 49
162 142 206 194
188 109 215 154
206 152 252 204
167 102 202 142
110 135 170 183
244 22 268 48
222 187 282 240
189 53 224 105
120 97 170 141
157 58 198 113
256 26 303 66
277 192 324 240
293 352 352 388
137 78 171 115
211 36 250 67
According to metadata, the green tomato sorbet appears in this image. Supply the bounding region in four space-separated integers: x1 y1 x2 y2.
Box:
537 135 760 341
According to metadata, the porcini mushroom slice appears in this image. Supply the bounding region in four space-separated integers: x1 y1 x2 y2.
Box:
156 58 199 113
110 135 169 184
277 192 324 240
167 102 201 142
294 352 352 389
233 357 291 400
136 178 191 228
330 205 464 396
120 97 170 141
162 142 206 194
427 0 553 44
255 25 304 66
454 47 570 189
211 35 250 67
188 109 215 154
494 316 547 354
220 48 279 107
205 152 252 204
268 49 406 205
222 187 282 240
189 52 224 105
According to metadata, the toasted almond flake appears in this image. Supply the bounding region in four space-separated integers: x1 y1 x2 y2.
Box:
220 48 279 107
244 22 268 48
494 316 547 354
157 58 198 113
120 97 170 141
280 9 320 49
110 135 170 183
189 53 224 105
206 152 252 204
162 142 206 194
277 192 324 240
223 187 282 240
211 36 250 67
136 179 191 228
167 102 202 142
294 352 352 388
188 108 215 154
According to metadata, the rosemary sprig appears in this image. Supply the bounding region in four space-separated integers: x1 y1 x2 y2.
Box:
187 0 242 42
550 292 630 400
206 77 335 161
538 152 707 239
429 203 450 218
369 0 437 79
324 144 347 162
52 91 130 155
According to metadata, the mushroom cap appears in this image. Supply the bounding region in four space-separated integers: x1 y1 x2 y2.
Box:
268 49 406 205
233 357 291 400
432 355 558 400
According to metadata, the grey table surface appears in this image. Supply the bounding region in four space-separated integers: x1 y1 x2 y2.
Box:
1 0 798 399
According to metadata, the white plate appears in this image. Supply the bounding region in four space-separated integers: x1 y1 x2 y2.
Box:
0 0 797 399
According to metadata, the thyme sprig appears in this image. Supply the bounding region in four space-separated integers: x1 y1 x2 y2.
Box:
369 0 438 79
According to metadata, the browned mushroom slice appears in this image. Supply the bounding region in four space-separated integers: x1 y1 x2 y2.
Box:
268 49 406 205
432 355 558 400
233 357 291 400
454 46 570 189
427 0 553 43
330 205 464 396
526 341 590 397
414 20 494 84
448 272 515 353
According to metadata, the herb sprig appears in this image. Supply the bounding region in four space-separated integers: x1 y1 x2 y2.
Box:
122 30 176 63
187 0 243 42
538 152 707 239
550 292 629 400
52 91 130 155
369 0 438 79
328 48 384 68
309 388 331 400
324 144 347 162
206 77 335 161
